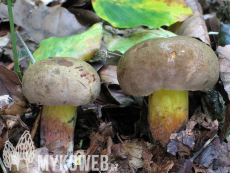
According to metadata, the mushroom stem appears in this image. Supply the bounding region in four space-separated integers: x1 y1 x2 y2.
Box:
40 105 77 155
148 88 188 146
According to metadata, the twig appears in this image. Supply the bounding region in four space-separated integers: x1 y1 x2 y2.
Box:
116 132 124 144
107 51 122 57
208 32 219 35
16 31 36 64
6 57 26 70
190 134 217 162
7 0 22 80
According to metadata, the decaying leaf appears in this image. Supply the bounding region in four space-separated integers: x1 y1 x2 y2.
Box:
217 45 230 99
92 0 192 29
86 122 113 156
1 114 28 130
184 0 203 14
167 131 194 156
220 103 230 141
111 139 154 172
190 134 230 172
32 23 103 62
104 84 135 106
0 65 27 116
168 107 218 157
205 13 220 46
0 0 85 43
195 137 220 168
177 12 210 45
201 88 226 128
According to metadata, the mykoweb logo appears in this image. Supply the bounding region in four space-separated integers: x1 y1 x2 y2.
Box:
37 154 117 171
2 130 118 172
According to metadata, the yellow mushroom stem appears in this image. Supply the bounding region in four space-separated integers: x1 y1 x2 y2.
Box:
148 88 188 146
40 105 77 155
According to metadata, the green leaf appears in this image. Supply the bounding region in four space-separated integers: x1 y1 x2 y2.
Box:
104 28 177 54
92 0 192 29
33 23 103 63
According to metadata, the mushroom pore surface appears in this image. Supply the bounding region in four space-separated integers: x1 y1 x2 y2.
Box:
117 36 219 96
22 57 100 106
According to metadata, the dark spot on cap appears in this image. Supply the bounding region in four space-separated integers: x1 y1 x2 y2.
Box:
81 74 87 77
74 66 83 69
58 59 73 67
92 74 96 81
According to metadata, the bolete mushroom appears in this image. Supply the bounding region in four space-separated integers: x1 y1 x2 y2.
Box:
117 36 219 146
22 57 100 155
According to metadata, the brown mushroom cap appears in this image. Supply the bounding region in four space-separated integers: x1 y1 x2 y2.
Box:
117 36 219 96
22 57 100 106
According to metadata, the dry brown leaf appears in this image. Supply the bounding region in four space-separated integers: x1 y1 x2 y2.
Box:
0 116 6 150
168 107 218 157
217 45 230 99
195 137 220 168
187 107 215 130
142 160 174 173
99 65 136 105
111 139 154 172
191 135 230 172
184 0 202 14
0 0 85 43
86 122 113 156
68 8 101 27
167 131 194 156
205 13 220 45
99 65 118 85
177 12 210 45
0 116 6 135
0 65 27 116
104 83 135 106
1 114 28 130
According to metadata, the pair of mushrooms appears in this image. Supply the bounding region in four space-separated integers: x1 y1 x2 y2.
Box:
22 36 219 155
